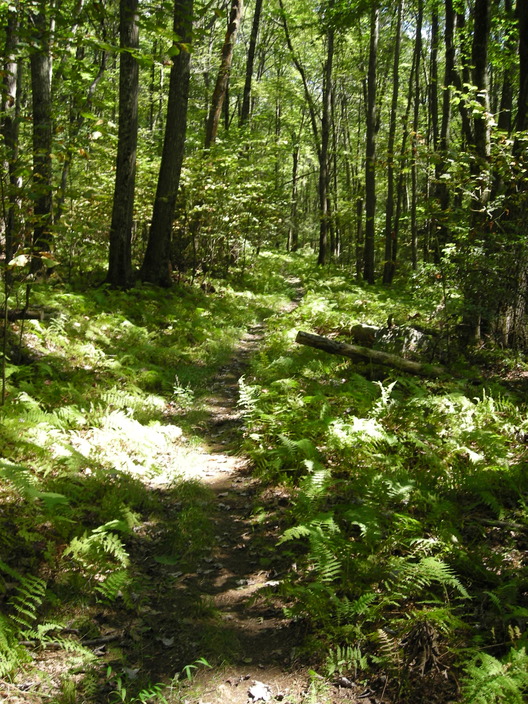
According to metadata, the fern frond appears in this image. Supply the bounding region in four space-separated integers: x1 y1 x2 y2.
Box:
279 524 311 542
278 434 318 460
391 556 469 600
375 627 402 669
310 533 342 583
336 593 378 623
95 570 131 603
0 460 39 500
462 647 528 704
65 523 130 570
9 574 47 630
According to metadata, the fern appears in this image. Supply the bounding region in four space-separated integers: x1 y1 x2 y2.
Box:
375 627 402 671
95 570 131 604
237 376 261 420
0 559 46 632
310 533 342 583
0 460 39 499
326 644 368 677
0 614 19 677
462 648 528 704
336 593 378 624
65 522 130 570
389 556 469 600
9 574 47 630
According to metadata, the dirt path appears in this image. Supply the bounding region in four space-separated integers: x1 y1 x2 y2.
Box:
167 286 326 704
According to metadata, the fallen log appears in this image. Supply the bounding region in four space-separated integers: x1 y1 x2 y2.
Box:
6 308 49 322
295 331 447 378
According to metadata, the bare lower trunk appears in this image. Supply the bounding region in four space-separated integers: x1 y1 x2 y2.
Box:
30 6 53 271
141 0 193 286
204 0 243 148
363 4 378 284
107 0 139 287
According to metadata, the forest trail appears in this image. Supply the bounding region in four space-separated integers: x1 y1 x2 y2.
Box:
164 281 329 704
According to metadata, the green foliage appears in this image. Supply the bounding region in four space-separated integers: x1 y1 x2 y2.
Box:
0 253 295 697
462 648 528 704
239 261 528 698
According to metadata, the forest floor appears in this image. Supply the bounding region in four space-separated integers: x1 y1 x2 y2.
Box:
130 285 376 704
6 256 526 704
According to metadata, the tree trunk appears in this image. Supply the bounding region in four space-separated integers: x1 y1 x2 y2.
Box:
204 0 243 148
239 0 263 126
141 0 193 286
295 331 446 378
382 0 402 284
497 0 514 133
1 7 22 265
317 24 334 266
29 4 53 271
288 141 300 252
107 0 139 287
516 0 528 134
432 0 457 261
363 4 378 284
410 0 423 270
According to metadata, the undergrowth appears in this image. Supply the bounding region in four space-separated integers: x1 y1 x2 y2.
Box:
240 263 528 703
1 251 527 703
0 250 297 702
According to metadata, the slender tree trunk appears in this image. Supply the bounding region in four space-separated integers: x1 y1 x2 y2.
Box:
363 4 378 283
410 0 423 270
239 0 263 126
497 0 514 132
278 0 320 160
317 24 334 266
382 0 402 284
288 142 300 252
107 0 139 287
141 0 193 286
1 7 21 265
29 4 53 271
516 0 528 134
432 0 457 260
204 0 243 148
472 0 491 170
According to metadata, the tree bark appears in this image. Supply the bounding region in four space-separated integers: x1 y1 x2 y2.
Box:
410 0 423 270
295 331 446 378
29 4 53 271
382 0 402 284
317 23 334 266
516 0 528 134
1 6 22 265
141 0 193 286
239 0 263 126
363 4 378 284
107 0 139 287
204 0 243 148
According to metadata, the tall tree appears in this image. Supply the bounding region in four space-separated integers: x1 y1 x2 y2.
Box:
204 0 243 148
1 4 21 265
239 0 263 126
317 15 334 266
29 2 53 271
382 0 403 284
141 0 194 286
363 3 378 284
107 0 139 287
410 0 424 269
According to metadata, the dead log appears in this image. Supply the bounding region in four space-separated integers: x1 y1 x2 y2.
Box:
7 309 48 321
295 331 447 378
